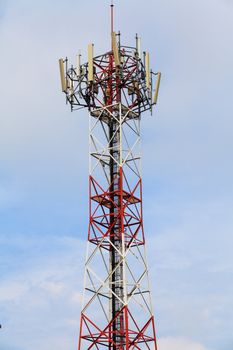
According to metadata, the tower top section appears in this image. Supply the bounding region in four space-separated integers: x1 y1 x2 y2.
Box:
58 5 160 349
59 5 161 118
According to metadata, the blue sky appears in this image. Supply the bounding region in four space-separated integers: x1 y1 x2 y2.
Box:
0 0 233 350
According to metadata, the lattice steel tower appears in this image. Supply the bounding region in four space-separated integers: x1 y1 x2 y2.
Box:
59 4 161 350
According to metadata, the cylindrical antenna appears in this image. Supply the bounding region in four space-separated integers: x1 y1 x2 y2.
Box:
88 44 94 82
59 58 66 92
76 53 81 77
112 32 120 66
145 52 150 90
153 72 161 104
136 34 141 59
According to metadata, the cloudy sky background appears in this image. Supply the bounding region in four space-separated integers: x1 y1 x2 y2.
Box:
0 0 233 349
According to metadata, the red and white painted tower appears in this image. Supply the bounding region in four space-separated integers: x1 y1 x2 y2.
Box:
59 4 161 349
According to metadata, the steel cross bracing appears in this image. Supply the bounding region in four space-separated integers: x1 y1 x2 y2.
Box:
80 102 158 350
59 12 161 349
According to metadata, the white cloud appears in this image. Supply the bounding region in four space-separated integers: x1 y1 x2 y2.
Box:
39 281 65 296
71 292 83 304
144 196 233 350
0 234 84 350
158 337 209 350
0 281 28 301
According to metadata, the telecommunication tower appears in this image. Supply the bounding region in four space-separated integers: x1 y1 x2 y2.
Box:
59 4 161 350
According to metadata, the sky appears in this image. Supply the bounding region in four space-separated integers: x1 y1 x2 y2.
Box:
0 0 233 349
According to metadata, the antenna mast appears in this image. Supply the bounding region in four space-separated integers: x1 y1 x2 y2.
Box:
111 1 114 34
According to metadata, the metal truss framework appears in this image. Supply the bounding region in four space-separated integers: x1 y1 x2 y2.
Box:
59 6 161 349
79 103 158 350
